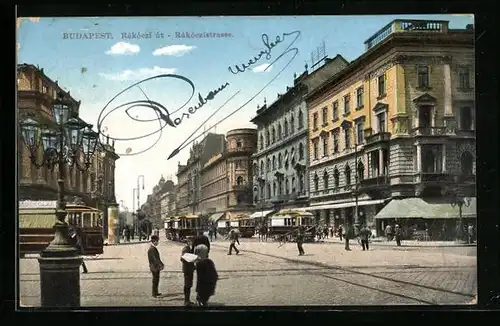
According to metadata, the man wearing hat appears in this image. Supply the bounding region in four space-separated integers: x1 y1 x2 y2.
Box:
180 237 196 306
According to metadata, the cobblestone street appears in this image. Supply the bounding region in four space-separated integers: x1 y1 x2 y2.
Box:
19 235 477 307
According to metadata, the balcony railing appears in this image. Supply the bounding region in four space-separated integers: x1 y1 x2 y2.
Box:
365 132 391 145
411 127 447 136
359 175 389 188
365 19 449 50
414 172 450 183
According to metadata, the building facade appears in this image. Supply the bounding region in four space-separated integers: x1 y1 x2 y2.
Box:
251 56 349 213
142 176 176 228
176 133 226 215
304 19 475 236
17 64 119 228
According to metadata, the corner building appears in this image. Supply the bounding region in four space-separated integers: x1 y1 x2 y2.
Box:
304 19 475 237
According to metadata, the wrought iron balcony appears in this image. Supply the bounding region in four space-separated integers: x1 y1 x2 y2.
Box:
365 132 391 145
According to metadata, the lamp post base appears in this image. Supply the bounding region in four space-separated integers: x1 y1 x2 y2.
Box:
37 245 82 307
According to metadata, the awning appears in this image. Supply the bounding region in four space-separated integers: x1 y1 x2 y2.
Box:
227 212 250 220
184 214 199 219
274 209 314 217
19 213 56 228
249 210 275 219
208 212 225 223
294 199 388 211
374 197 477 219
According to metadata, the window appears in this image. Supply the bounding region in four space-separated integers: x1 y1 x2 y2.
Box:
322 107 328 125
272 156 276 170
460 107 473 130
284 150 289 168
285 178 289 194
333 168 340 187
284 119 288 137
417 66 429 88
299 173 304 192
323 170 329 192
376 111 386 133
278 124 282 140
356 87 364 108
290 115 295 133
42 84 48 94
343 95 350 115
459 67 471 89
273 182 276 196
298 110 304 129
356 121 364 145
313 140 319 160
236 139 242 148
322 134 329 156
378 74 386 97
266 158 271 172
299 143 304 160
259 135 264 149
266 129 270 146
357 161 365 181
314 173 319 191
332 101 339 120
260 161 264 175
345 164 351 185
421 145 443 173
370 151 380 177
344 128 351 149
313 112 318 130
272 127 276 143
460 151 474 176
292 177 296 193
237 176 244 185
278 153 283 168
419 106 432 128
332 131 339 153
267 183 271 199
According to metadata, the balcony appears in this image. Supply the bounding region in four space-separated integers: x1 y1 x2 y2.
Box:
414 172 451 183
232 184 249 191
359 175 389 189
271 192 299 202
455 129 476 138
227 146 255 155
411 127 447 137
365 132 391 145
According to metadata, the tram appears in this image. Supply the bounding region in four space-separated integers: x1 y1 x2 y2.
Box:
268 210 316 242
19 200 104 257
165 214 202 241
237 215 257 238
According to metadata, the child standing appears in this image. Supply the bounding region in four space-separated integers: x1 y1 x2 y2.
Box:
193 244 218 307
181 237 196 306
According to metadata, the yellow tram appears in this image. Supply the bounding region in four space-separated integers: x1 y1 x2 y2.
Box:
165 214 202 241
268 210 316 242
19 200 104 257
236 214 257 238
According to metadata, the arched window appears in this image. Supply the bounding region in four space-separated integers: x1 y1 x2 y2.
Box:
266 158 271 172
345 164 351 185
237 176 244 185
285 178 289 194
260 135 264 149
314 173 319 191
253 162 258 175
272 127 276 143
299 143 304 160
291 147 296 166
323 170 329 192
298 110 304 129
266 183 271 199
266 129 270 146
236 139 242 148
278 123 282 140
292 177 296 193
272 156 276 170
278 153 283 168
273 182 277 196
333 168 340 187
284 150 289 167
284 119 289 137
357 161 365 181
260 161 264 174
290 115 295 133
460 151 474 176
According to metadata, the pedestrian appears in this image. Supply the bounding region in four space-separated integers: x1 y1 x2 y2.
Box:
148 235 164 298
208 228 214 242
467 224 474 244
329 226 334 238
192 231 211 255
323 227 329 239
194 244 218 307
394 224 402 246
180 237 196 306
359 225 372 251
71 227 88 273
343 225 351 251
296 225 305 256
227 229 240 255
337 225 343 242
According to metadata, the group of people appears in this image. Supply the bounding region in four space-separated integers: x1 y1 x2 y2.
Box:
147 233 219 307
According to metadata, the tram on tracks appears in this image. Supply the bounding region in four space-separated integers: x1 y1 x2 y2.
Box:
165 214 202 241
268 210 316 242
236 215 257 238
19 200 104 257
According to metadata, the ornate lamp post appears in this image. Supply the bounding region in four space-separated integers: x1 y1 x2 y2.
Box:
19 92 99 307
450 175 471 243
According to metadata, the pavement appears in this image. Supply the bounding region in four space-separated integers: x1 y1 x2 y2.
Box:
19 233 477 307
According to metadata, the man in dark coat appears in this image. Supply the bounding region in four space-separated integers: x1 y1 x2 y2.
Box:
191 232 211 255
148 235 164 297
227 229 240 255
180 237 196 306
359 225 372 251
194 244 218 307
296 226 305 256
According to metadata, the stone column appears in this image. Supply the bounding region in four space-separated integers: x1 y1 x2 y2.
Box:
416 145 422 172
442 144 446 173
443 63 453 116
379 149 384 176
107 203 120 244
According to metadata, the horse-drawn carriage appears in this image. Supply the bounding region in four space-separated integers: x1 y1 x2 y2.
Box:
19 200 104 257
268 210 316 243
165 214 202 241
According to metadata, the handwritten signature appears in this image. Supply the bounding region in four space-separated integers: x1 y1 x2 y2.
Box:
97 30 301 160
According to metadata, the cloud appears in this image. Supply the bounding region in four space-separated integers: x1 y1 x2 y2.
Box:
17 43 21 51
98 66 177 81
105 42 140 55
152 45 196 56
252 63 272 73
27 17 40 22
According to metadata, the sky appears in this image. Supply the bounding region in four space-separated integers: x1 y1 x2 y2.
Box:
17 14 473 210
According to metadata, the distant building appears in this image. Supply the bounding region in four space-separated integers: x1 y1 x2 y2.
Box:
142 175 175 228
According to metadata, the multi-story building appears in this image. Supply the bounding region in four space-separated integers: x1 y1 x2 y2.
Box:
303 19 475 237
17 64 119 231
176 133 226 215
200 128 257 224
142 176 176 228
250 55 349 216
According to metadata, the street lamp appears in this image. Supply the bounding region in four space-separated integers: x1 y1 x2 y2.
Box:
137 175 145 210
19 92 99 307
450 175 471 243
